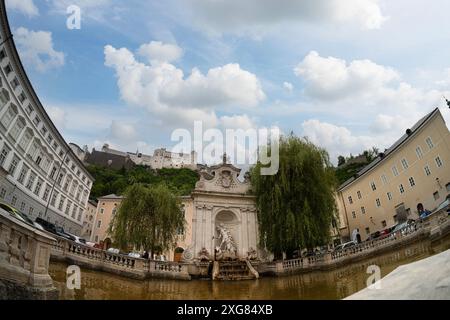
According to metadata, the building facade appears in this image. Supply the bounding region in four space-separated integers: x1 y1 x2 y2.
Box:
81 199 97 239
0 2 94 234
90 194 123 248
337 108 450 241
89 159 261 262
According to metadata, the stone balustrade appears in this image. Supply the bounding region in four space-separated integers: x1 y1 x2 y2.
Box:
0 210 58 299
50 237 190 280
277 211 449 275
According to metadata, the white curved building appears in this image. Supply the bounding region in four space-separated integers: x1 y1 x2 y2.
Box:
0 1 94 234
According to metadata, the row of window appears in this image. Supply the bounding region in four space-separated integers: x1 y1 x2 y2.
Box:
351 186 450 219
347 155 444 206
0 49 91 188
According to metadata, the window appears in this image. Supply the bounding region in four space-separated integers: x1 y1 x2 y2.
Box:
112 208 117 215
357 191 362 199
426 137 434 149
433 191 440 200
20 202 26 212
26 171 36 190
11 196 17 206
34 178 43 196
25 104 33 115
78 208 83 222
381 174 388 185
370 181 376 191
63 176 72 192
65 201 72 215
17 165 29 184
424 165 432 176
10 78 19 90
1 104 18 129
18 92 26 103
409 177 416 187
401 158 409 170
348 196 353 204
46 135 53 144
416 146 423 159
97 220 102 228
361 206 366 214
435 156 443 168
0 49 6 61
4 64 12 75
100 208 104 214
9 117 25 141
40 126 47 136
0 88 10 109
71 205 77 219
382 220 387 228
352 211 356 219
392 166 399 177
18 129 32 151
52 142 58 150
365 227 370 235
32 116 41 127
8 155 19 176
387 192 393 201
0 145 11 167
376 198 381 207
57 173 64 186
399 184 405 194
50 192 58 207
29 207 34 216
0 188 6 199
35 154 42 166
58 196 66 211
42 185 51 202
49 166 57 179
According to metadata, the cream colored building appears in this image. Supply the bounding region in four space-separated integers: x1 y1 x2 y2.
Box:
81 199 97 239
90 194 123 248
337 108 450 241
89 159 260 261
0 3 93 234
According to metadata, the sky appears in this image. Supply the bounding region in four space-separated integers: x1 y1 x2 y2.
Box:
5 0 450 165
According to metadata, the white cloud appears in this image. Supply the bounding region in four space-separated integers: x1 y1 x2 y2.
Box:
295 51 399 101
49 0 113 23
138 41 183 63
186 0 387 36
220 114 256 130
14 27 64 72
109 120 138 142
47 106 67 130
6 0 39 16
283 81 293 92
104 43 265 127
301 119 379 164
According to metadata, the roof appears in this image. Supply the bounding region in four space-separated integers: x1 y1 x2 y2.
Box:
97 194 124 200
0 2 94 182
338 108 442 191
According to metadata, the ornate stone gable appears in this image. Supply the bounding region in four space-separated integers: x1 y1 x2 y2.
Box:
194 156 250 195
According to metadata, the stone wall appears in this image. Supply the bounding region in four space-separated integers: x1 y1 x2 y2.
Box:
0 209 58 300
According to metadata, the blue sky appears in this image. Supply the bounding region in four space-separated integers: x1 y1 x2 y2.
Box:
6 0 450 164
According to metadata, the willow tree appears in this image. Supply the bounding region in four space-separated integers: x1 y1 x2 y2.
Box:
251 134 338 256
108 183 185 255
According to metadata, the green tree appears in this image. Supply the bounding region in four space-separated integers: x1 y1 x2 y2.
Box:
251 134 338 257
108 183 185 255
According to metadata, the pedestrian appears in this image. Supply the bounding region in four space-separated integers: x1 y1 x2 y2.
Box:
417 203 431 219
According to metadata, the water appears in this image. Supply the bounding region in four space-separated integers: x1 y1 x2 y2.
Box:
49 235 450 300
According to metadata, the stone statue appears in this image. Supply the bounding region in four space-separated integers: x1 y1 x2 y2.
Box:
247 247 257 260
216 223 237 260
198 247 211 261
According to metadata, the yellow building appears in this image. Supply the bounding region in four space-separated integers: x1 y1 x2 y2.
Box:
337 108 450 241
81 199 97 240
90 194 123 248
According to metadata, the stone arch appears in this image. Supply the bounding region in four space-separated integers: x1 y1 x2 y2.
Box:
214 210 240 256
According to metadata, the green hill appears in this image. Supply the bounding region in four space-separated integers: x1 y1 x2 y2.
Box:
87 165 199 199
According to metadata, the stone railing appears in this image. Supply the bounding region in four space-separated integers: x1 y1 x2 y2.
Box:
50 237 190 280
278 212 449 274
0 210 58 299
